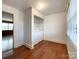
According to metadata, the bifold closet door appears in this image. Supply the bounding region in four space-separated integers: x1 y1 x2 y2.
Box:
32 15 44 46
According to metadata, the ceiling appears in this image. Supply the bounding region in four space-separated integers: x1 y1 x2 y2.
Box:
2 0 69 16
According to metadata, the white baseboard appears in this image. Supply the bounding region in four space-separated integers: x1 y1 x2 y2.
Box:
44 38 66 45
24 42 33 49
32 39 43 46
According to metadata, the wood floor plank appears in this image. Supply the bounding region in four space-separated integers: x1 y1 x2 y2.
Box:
3 40 69 59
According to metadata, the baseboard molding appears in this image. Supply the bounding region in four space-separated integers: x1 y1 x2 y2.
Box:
24 42 33 49
33 39 43 47
44 39 66 45
24 39 43 49
44 40 67 46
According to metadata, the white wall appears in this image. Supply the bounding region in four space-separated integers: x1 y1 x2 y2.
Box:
44 12 67 44
23 7 32 49
32 8 44 48
2 4 24 48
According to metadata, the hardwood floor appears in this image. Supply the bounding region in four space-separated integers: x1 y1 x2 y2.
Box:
3 40 69 59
